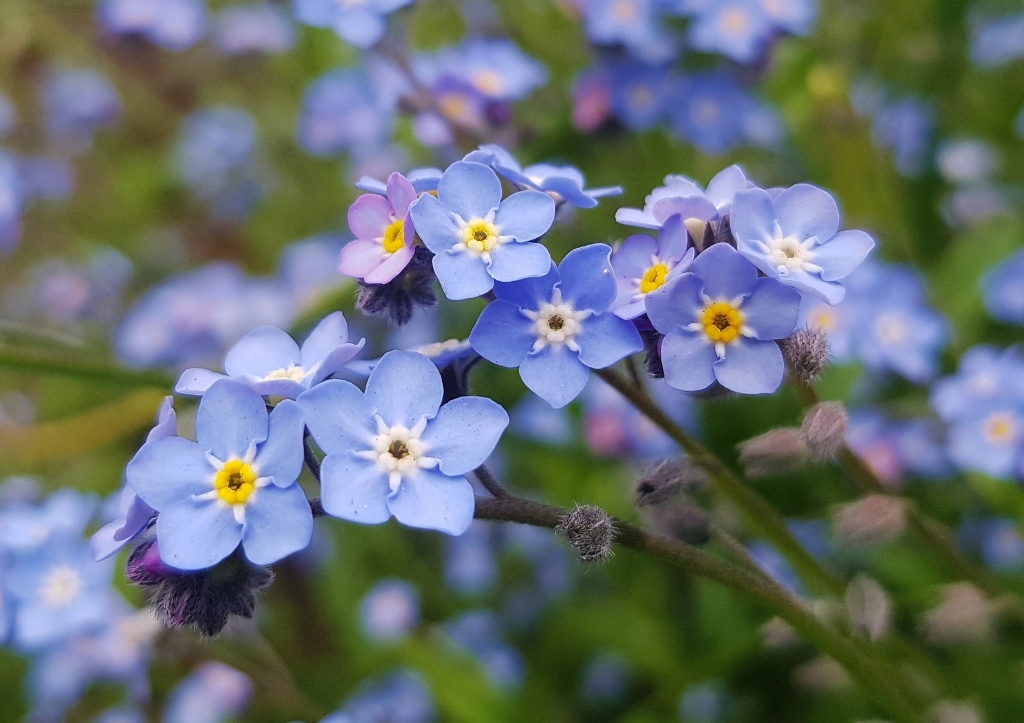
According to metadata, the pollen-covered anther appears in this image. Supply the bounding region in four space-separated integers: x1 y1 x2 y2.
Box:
382 218 405 254
262 364 308 383
214 459 258 505
365 416 438 491
639 262 669 294
456 211 508 259
760 224 823 277
691 299 751 358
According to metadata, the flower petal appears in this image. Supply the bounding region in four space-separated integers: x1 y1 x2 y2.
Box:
730 187 776 247
253 400 305 488
127 437 213 511
386 172 417 215
658 213 692 261
156 498 241 571
241 483 314 565
612 234 659 279
410 193 460 253
364 245 416 284
705 164 749 208
775 183 840 242
812 229 875 282
175 368 226 396
300 312 350 369
339 238 386 279
348 193 393 240
196 380 270 461
387 468 475 535
224 326 300 378
492 262 558 309
308 341 366 386
422 397 509 476
365 350 444 427
433 249 494 300
557 243 618 312
333 8 385 49
739 278 801 340
661 329 718 392
437 161 502 221
469 299 535 367
493 190 555 242
520 345 590 408
714 338 785 394
645 273 704 334
486 241 552 283
298 379 378 455
576 313 644 368
690 242 757 300
320 450 391 524
651 195 717 225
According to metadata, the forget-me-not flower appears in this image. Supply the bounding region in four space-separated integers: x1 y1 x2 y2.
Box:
730 183 875 305
470 244 644 408
298 351 508 536
610 215 696 319
689 0 773 63
126 380 311 570
646 242 800 394
982 250 1024 324
616 164 751 233
175 312 364 399
214 3 295 55
292 0 413 49
410 161 555 300
340 172 418 284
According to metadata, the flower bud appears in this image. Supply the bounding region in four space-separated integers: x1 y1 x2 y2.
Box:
648 504 711 545
738 428 809 478
760 616 800 648
793 656 852 693
801 402 848 461
833 494 906 545
356 246 438 326
846 575 891 641
639 327 664 379
558 504 615 563
636 458 707 507
782 327 830 382
923 583 993 646
931 701 983 723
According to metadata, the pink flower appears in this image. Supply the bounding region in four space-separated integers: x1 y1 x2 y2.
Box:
339 172 417 284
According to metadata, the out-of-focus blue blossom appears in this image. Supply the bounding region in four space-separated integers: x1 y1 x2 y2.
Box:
936 139 1001 185
571 64 613 133
731 183 875 305
413 38 547 103
608 60 671 131
575 0 677 63
759 0 817 35
445 610 525 690
163 662 253 723
510 394 574 446
357 167 442 196
444 521 498 595
847 408 951 487
293 0 414 50
678 680 731 722
616 164 752 231
299 351 508 535
668 72 782 154
941 184 1012 227
787 519 834 562
583 376 695 458
98 0 208 50
982 250 1024 324
176 312 364 398
970 13 1024 68
610 216 695 319
214 3 294 54
0 488 97 553
580 652 630 705
647 242 800 395
359 579 420 642
126 380 311 570
870 97 934 177
95 708 146 723
688 0 773 63
932 346 1024 423
979 519 1024 570
40 68 121 154
0 150 24 253
0 94 17 137
322 669 435 723
16 155 76 204
747 541 804 595
298 59 409 158
411 161 555 300
278 235 347 310
471 244 643 408
465 144 623 210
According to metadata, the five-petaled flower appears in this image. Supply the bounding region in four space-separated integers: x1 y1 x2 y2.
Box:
470 243 644 408
340 172 419 284
610 214 696 319
730 183 875 305
646 243 801 395
298 350 508 536
126 380 312 570
409 161 555 300
175 312 364 399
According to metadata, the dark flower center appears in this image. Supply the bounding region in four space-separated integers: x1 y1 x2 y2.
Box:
712 313 731 331
547 314 565 331
474 230 489 241
227 472 245 491
389 440 410 459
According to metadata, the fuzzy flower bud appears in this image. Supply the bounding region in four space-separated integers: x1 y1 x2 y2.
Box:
793 656 852 693
738 428 809 478
782 327 830 382
923 583 993 646
636 458 708 507
639 327 665 379
558 504 615 563
801 402 848 461
648 504 712 545
845 575 892 641
833 494 906 545
356 246 438 326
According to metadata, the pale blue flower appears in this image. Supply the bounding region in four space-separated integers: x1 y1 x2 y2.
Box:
293 0 413 49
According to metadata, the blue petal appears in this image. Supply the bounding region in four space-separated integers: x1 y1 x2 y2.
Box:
148 395 177 441
224 326 300 377
486 241 552 283
469 300 535 367
645 273 704 334
241 483 314 565
422 397 509 475
730 187 776 248
540 176 597 208
658 214 692 260
387 468 475 535
775 184 840 242
127 437 213 511
175 368 226 396
156 498 241 571
300 312 350 368
365 350 444 427
297 379 378 456
778 269 846 305
612 234 659 279
309 340 366 386
705 164 749 208
253 400 305 488
433 249 494 300
494 191 555 241
812 229 875 281
196 380 270 461
661 329 718 392
492 262 558 308
714 339 785 394
557 243 618 312
320 451 391 524
437 161 502 221
576 313 644 368
293 0 334 25
410 193 460 253
333 8 385 49
245 377 308 399
520 345 590 408
740 278 801 340
690 242 757 300
651 195 718 225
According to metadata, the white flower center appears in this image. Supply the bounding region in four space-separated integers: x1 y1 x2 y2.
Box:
416 339 463 357
38 566 83 608
362 416 439 492
454 210 511 263
521 288 591 353
262 364 308 383
874 314 908 345
760 223 824 277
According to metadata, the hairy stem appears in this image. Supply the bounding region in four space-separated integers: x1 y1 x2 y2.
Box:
474 464 512 499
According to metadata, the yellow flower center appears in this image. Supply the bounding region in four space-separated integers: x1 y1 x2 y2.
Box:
215 459 257 505
473 70 504 97
462 219 500 252
701 301 743 344
720 8 750 35
383 219 405 254
640 263 669 294
985 413 1016 444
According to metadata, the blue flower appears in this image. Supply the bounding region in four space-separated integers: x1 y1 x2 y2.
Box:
947 404 1024 479
214 3 295 55
932 345 1024 423
298 350 508 536
410 161 555 300
616 164 752 231
323 670 435 723
970 12 1024 68
470 244 644 408
40 68 121 154
610 215 696 319
126 379 311 570
983 250 1024 324
359 579 420 642
871 97 934 177
667 71 779 154
176 312 364 399
412 38 547 102
646 242 800 394
292 0 412 49
759 0 816 35
689 0 773 63
730 183 875 305
607 60 671 131
98 0 208 51
164 662 253 723
579 0 677 63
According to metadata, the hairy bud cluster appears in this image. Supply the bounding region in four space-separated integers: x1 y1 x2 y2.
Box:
782 327 830 382
738 428 809 478
356 246 438 326
558 504 615 563
801 402 848 461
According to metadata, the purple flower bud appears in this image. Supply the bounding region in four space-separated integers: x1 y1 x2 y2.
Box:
833 495 906 545
356 246 438 326
125 539 177 585
738 428 809 478
845 575 891 641
923 584 992 646
782 327 831 382
801 402 848 461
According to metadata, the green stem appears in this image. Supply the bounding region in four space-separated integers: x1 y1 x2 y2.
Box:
595 366 845 597
474 496 924 723
0 344 175 388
